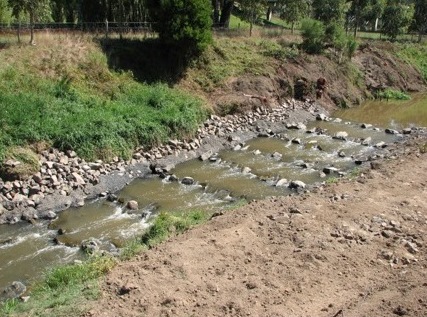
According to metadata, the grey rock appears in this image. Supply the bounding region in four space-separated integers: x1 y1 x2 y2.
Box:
361 137 372 146
360 123 372 129
323 166 339 174
1 281 26 300
316 113 328 121
402 128 412 135
81 238 101 254
289 180 306 189
292 138 302 145
275 179 288 187
333 131 348 141
127 200 138 210
199 150 213 161
405 241 419 254
385 128 399 135
181 177 195 186
272 152 282 160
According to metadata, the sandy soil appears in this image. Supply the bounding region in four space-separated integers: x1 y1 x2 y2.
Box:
85 135 427 317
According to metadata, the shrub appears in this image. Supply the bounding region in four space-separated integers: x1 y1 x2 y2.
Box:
147 0 212 55
300 18 326 54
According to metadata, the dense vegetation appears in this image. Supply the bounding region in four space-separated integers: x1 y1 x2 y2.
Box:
0 35 207 162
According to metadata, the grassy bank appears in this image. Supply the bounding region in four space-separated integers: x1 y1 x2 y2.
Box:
397 42 427 82
0 34 207 164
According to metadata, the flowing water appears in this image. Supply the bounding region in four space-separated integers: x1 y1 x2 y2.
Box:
1 94 426 292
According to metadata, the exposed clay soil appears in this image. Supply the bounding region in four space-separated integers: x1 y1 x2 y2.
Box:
209 42 426 114
85 135 427 317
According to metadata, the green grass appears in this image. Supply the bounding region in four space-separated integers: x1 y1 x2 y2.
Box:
376 88 411 100
397 42 427 81
141 210 209 247
0 255 116 317
0 34 207 163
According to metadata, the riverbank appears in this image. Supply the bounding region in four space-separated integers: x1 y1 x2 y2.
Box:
83 132 427 317
0 99 319 224
1 34 426 224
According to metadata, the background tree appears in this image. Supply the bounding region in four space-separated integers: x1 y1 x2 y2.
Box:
348 0 370 37
8 0 52 44
0 0 12 24
413 0 427 42
381 0 414 40
239 0 266 36
312 0 347 25
278 0 310 34
361 0 386 31
147 0 212 55
300 18 326 54
212 0 234 28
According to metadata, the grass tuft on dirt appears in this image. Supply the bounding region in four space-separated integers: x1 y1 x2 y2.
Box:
0 255 116 317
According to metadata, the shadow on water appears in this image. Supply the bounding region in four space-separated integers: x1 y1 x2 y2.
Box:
99 38 194 85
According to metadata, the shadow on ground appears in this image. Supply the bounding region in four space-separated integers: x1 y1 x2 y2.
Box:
100 38 193 84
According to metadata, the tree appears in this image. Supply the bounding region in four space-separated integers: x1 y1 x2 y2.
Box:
212 0 234 28
239 0 266 36
147 0 212 55
312 0 347 25
0 0 12 24
381 0 414 40
8 0 51 44
300 18 326 54
348 0 370 37
278 0 310 34
413 0 427 42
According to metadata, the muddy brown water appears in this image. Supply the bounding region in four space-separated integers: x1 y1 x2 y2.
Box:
1 95 425 293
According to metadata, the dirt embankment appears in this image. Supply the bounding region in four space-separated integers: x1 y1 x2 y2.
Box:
207 42 426 114
84 134 427 317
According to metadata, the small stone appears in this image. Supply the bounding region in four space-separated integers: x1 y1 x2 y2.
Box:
333 131 348 141
405 241 419 254
127 200 138 210
381 230 394 238
275 179 288 187
289 180 306 189
181 177 195 186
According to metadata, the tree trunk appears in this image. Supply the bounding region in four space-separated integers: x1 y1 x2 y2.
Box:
266 6 272 21
212 0 220 25
29 11 35 45
17 21 21 44
291 22 295 34
219 0 233 28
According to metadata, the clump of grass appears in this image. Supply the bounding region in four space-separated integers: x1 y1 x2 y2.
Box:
0 255 116 317
419 143 427 154
376 88 411 100
397 42 427 81
325 177 339 184
0 147 40 180
141 210 209 247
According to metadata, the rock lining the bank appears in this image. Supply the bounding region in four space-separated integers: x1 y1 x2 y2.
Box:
1 98 425 225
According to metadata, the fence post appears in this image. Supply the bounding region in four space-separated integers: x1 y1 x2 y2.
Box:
105 19 109 38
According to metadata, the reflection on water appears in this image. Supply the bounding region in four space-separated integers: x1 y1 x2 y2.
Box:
334 93 427 128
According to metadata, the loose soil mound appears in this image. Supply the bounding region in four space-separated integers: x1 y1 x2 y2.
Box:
85 137 427 317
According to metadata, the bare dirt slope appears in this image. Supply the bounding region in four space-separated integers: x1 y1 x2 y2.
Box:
86 138 427 317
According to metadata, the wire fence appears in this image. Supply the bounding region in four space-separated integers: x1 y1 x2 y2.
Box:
0 21 156 37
